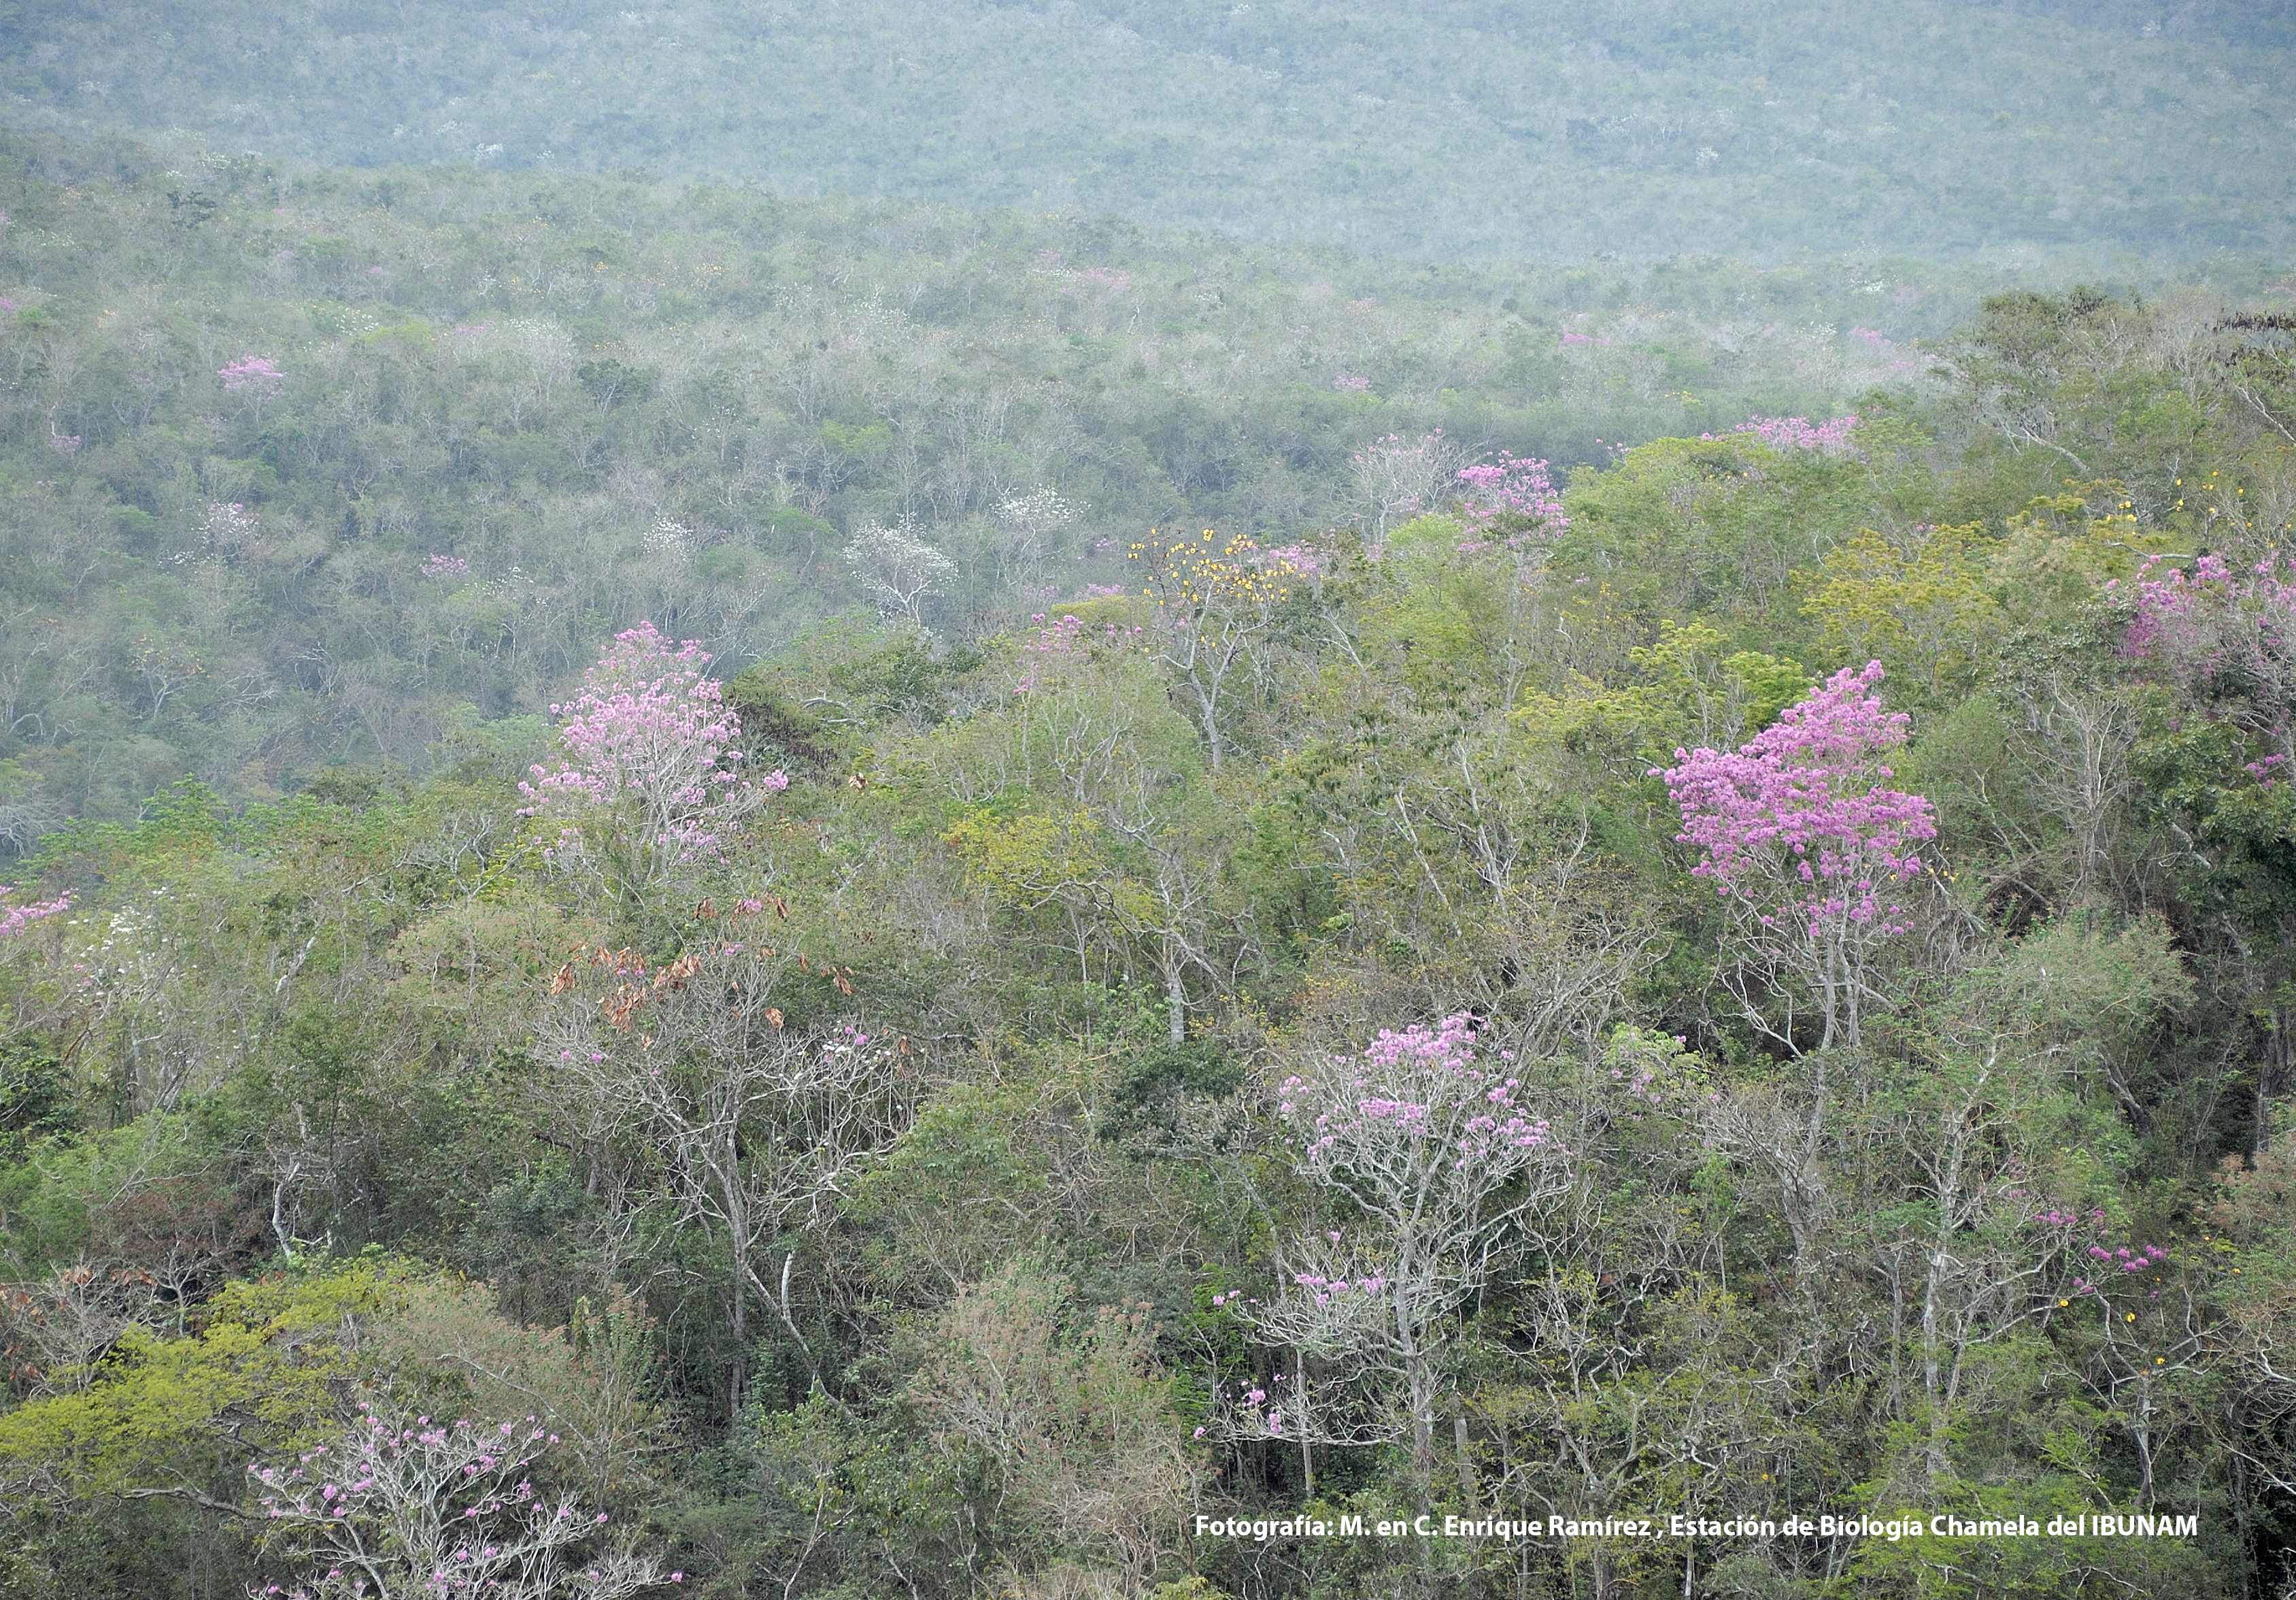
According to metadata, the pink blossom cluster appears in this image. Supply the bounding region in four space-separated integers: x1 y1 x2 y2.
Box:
2123 554 2296 761
2026 1206 2178 1299
1202 1372 1311 1439
1279 1014 1552 1173
1456 454 1566 537
421 554 471 580
520 622 786 862
246 1401 671 1597
1290 1270 1387 1303
1659 662 1936 942
0 887 71 940
1014 611 1143 693
1260 544 1323 578
1848 330 1925 376
2062 1220 2173 1301
218 356 285 395
1332 373 1371 392
1708 414 1860 453
2089 1240 2171 1275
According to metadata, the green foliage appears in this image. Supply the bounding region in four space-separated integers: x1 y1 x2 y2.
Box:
0 1259 404 1497
0 127 2291 1595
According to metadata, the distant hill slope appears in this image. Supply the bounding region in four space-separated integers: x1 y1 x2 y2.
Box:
5 0 2294 263
0 128 1994 822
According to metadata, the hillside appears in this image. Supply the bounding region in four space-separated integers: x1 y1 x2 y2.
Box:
0 128 2021 824
7 0 2296 263
0 262 2289 1594
0 24 2293 1590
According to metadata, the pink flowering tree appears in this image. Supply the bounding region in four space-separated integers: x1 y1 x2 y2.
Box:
220 356 286 422
220 356 285 393
244 1401 669 1599
1659 661 1937 1052
1715 414 1861 454
1455 453 1566 541
1245 1015 1573 1501
2125 552 2296 762
2122 553 2296 1129
520 624 786 895
0 886 70 941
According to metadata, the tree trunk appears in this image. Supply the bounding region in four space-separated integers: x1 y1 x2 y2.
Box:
1403 1333 1436 1512
1298 1348 1315 1497
1164 946 1186 1044
2259 1003 2293 1154
729 1265 748 1420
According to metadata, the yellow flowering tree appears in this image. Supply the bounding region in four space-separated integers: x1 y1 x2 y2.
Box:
1129 529 1300 771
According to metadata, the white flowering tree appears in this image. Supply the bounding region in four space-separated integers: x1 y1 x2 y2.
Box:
844 519 956 627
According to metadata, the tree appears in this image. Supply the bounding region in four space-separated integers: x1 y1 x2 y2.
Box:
541 937 907 1415
1349 431 1464 551
912 1260 1197 1593
518 624 785 900
845 520 956 629
1659 661 1938 1052
1128 528 1299 771
1453 452 1566 544
218 356 284 423
2126 550 2296 763
1799 522 1999 692
1250 1015 1572 1506
2124 552 2296 1141
0 885 69 940
245 1401 668 1600
992 486 1083 599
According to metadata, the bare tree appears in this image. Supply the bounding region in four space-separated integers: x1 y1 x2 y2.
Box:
1349 429 1465 550
2013 677 2138 903
542 938 911 1415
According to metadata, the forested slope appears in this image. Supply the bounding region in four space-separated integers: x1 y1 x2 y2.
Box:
0 161 2293 1597
6 0 2295 262
0 128 1995 824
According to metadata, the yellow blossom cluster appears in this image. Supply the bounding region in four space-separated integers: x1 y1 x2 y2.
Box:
1127 528 1296 612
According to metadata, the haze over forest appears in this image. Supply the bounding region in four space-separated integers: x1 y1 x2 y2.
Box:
8 0 2296 262
0 5 2293 1600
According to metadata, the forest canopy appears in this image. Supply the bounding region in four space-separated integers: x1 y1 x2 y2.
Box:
0 78 2293 1600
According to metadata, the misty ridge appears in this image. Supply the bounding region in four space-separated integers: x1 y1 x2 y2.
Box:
0 5 2293 1600
7 0 2296 262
